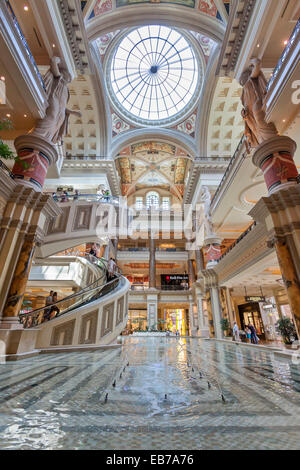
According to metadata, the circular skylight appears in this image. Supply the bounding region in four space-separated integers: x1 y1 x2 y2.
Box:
108 26 200 126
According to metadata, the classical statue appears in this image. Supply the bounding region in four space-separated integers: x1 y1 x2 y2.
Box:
31 57 81 144
239 58 278 151
200 186 214 237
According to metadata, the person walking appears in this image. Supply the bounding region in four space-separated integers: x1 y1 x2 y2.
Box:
245 325 252 343
49 292 60 319
107 257 116 280
248 323 258 344
233 322 240 342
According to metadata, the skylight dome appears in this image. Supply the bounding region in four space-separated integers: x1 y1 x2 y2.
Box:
107 26 201 127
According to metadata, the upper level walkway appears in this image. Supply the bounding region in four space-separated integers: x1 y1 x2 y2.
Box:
36 195 188 258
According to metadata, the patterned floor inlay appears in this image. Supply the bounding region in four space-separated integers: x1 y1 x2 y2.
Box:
0 338 299 449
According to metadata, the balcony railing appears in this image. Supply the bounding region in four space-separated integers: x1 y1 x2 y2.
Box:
130 285 190 292
210 136 245 210
5 0 46 92
266 18 300 93
50 193 120 204
217 221 257 263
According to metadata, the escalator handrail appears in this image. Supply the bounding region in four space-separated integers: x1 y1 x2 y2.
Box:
19 275 121 326
18 255 110 322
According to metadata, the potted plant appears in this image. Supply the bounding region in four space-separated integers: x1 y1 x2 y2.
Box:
220 318 232 339
276 317 297 346
0 118 14 160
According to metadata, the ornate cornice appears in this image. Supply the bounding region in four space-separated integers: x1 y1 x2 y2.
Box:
216 0 257 76
58 0 90 73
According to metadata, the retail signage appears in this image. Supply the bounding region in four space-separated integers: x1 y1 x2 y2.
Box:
161 275 189 282
245 296 265 302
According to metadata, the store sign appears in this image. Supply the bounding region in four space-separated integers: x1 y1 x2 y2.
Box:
245 296 265 302
161 275 189 282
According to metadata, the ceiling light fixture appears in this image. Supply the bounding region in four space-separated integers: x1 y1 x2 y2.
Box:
6 113 11 117
283 40 288 45
24 5 29 11
0 76 5 81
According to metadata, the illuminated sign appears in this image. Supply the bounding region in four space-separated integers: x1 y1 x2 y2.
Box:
245 296 265 302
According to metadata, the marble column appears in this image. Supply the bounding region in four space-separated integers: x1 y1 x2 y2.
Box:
225 287 236 327
2 235 36 318
252 136 298 195
149 236 156 289
12 135 58 192
147 294 158 330
195 248 204 275
113 237 119 262
269 237 300 335
251 136 300 336
210 286 223 339
189 296 196 336
188 255 196 287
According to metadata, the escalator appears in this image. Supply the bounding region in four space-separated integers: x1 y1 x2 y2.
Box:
19 255 120 329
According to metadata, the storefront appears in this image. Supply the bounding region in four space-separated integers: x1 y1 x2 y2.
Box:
163 308 186 335
238 302 266 340
161 274 189 290
127 308 147 331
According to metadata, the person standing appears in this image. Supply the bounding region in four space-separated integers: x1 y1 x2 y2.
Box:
107 257 116 280
248 323 258 344
233 322 240 342
245 325 252 343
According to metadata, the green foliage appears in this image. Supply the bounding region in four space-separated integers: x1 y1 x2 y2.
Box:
276 317 297 345
0 118 14 160
220 318 230 332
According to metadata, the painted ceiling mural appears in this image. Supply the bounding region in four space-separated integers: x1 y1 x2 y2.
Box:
88 0 227 20
116 142 191 199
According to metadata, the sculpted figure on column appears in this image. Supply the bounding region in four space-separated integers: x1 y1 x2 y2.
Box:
239 58 278 151
201 186 214 237
31 57 81 144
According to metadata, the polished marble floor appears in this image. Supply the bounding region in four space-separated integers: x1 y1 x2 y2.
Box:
0 337 299 450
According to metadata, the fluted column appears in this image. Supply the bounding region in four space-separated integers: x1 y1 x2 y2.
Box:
2 235 36 318
149 236 156 289
251 136 300 336
188 255 196 287
195 248 204 275
113 237 119 262
269 237 300 335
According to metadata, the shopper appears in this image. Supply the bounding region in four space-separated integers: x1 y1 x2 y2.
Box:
248 323 259 344
245 325 252 343
107 257 116 280
233 322 240 342
49 292 60 319
73 189 80 200
44 290 54 321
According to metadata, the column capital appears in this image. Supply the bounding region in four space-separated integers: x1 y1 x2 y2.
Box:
252 136 298 194
14 134 59 166
252 136 297 168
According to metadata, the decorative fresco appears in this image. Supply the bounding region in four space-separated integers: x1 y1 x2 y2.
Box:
198 0 217 16
89 0 224 20
97 31 120 61
116 141 190 199
89 0 112 18
112 113 131 136
132 142 176 155
116 0 195 7
176 112 197 137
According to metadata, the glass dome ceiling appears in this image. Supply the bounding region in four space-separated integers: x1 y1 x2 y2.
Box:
108 26 201 126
